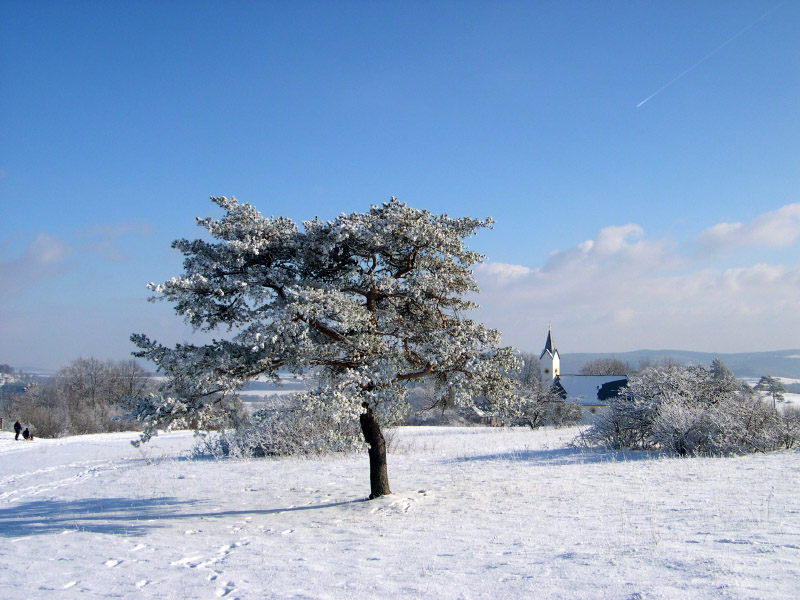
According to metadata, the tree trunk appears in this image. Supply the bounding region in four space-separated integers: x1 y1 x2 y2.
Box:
360 404 391 499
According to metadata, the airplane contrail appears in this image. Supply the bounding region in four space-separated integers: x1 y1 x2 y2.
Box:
636 2 786 108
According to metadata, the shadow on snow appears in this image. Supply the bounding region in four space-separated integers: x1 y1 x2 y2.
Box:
0 496 363 538
447 445 663 466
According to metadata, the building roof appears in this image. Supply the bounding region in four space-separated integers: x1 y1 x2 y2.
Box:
539 328 557 360
552 374 628 406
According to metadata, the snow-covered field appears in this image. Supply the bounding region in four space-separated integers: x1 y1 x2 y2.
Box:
774 378 800 408
1 426 798 599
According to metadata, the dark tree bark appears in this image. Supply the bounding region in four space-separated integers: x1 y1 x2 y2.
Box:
360 404 391 499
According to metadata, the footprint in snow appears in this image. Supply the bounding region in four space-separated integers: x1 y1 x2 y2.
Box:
215 581 235 597
104 559 121 567
370 496 415 514
136 580 149 588
171 555 205 568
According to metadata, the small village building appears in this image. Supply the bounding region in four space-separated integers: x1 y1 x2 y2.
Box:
539 328 628 422
475 328 628 426
551 374 628 419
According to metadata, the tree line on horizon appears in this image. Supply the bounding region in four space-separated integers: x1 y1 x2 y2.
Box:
0 358 154 438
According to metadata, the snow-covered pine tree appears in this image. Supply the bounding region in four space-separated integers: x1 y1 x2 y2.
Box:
754 376 787 409
129 197 517 498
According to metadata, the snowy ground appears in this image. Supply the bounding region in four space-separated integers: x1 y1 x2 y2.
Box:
774 378 800 408
780 392 800 407
1 426 798 599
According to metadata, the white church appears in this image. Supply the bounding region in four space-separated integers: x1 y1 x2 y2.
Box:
539 328 628 420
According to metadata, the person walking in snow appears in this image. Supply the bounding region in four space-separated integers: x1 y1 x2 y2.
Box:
14 420 22 440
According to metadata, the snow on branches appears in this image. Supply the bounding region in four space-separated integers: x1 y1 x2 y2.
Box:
129 197 516 496
581 361 797 455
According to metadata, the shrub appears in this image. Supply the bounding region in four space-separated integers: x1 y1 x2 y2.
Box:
777 405 800 449
581 361 789 455
495 353 582 429
194 392 365 459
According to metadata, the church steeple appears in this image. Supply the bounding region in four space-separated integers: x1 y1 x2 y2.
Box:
541 327 555 357
539 326 560 380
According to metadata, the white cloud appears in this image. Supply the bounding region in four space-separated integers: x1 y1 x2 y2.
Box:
717 263 784 292
542 223 677 274
0 234 74 299
0 222 152 300
23 233 70 264
474 262 532 284
695 203 800 253
474 218 800 354
593 223 643 255
612 308 636 323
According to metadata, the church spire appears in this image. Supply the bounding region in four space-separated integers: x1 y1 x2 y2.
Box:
543 326 555 355
540 325 556 360
539 325 560 380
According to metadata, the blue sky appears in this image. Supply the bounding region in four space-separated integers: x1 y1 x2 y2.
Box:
2 1 799 371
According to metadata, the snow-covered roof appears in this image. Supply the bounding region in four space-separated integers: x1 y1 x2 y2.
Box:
553 374 627 406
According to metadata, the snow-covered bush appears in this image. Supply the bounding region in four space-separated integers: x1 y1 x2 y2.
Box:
498 352 582 428
194 393 364 459
776 405 800 450
581 361 788 455
506 391 582 429
544 399 582 427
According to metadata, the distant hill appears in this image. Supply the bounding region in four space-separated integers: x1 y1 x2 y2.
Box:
9 350 800 384
552 349 800 380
